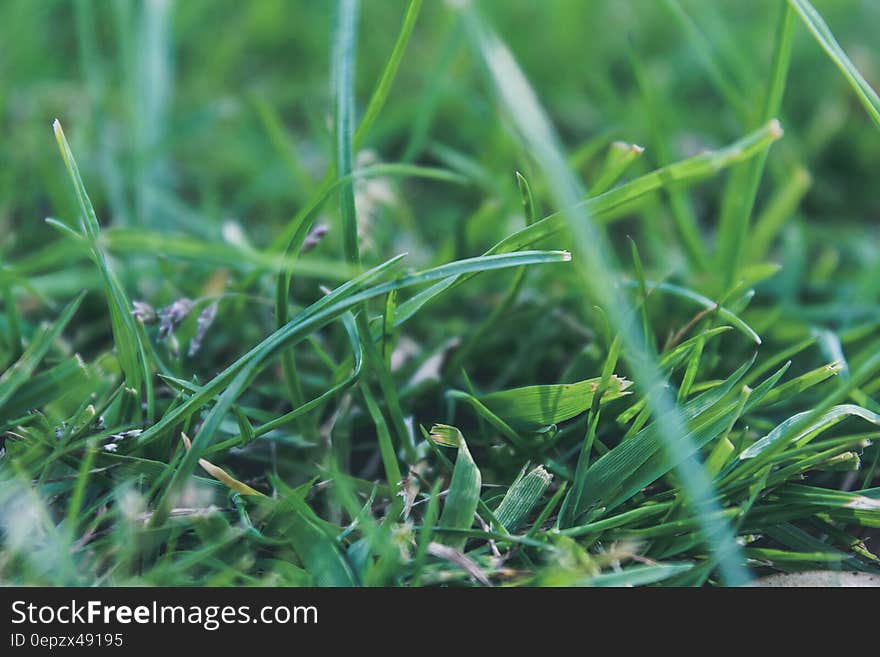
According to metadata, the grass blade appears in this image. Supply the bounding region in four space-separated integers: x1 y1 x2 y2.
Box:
430 424 481 550
0 293 83 412
493 465 552 533
789 0 880 129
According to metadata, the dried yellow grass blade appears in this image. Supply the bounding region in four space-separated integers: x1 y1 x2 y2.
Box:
180 433 265 497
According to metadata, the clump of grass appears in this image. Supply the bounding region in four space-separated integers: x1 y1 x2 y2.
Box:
1 0 880 587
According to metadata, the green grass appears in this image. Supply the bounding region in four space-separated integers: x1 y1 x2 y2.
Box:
2 0 880 586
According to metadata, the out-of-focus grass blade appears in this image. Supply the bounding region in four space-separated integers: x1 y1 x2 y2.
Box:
353 0 422 146
255 493 359 587
581 562 693 587
750 167 812 262
0 293 83 412
714 2 793 288
660 0 748 119
591 141 645 196
789 0 880 129
271 0 429 333
627 40 708 272
0 356 90 421
429 424 481 550
515 171 537 224
479 375 632 431
103 229 359 281
493 465 552 533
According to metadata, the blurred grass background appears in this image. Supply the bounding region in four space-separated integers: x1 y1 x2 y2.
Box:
5 0 878 396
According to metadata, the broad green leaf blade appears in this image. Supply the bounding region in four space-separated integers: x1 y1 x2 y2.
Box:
576 356 755 516
479 376 632 431
494 465 552 533
430 425 481 549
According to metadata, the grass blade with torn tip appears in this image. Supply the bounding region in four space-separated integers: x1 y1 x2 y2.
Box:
753 360 844 408
591 141 645 196
430 424 481 549
493 465 552 533
575 356 755 517
478 375 632 431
